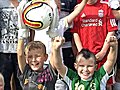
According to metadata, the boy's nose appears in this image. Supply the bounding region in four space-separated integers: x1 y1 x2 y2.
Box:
83 66 88 71
32 57 36 61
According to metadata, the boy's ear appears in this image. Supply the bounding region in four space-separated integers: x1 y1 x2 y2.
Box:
74 63 78 70
44 54 48 61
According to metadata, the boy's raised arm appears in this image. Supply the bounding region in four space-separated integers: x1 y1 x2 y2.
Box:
17 39 26 73
66 0 88 24
50 36 66 77
103 36 118 74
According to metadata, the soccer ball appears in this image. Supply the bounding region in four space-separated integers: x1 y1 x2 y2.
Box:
22 1 53 30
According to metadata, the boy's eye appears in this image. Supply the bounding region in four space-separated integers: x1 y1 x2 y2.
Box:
88 65 94 67
79 65 84 67
35 54 41 57
78 65 94 67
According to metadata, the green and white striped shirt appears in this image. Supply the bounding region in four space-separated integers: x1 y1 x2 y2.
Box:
64 66 109 90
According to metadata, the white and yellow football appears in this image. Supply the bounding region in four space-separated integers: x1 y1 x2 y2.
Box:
22 1 53 30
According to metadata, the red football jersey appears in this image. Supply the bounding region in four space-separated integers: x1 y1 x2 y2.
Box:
71 1 117 54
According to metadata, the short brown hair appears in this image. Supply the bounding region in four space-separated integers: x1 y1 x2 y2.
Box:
76 48 96 64
25 41 46 55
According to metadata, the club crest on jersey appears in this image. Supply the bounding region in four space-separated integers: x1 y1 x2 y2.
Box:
98 9 104 18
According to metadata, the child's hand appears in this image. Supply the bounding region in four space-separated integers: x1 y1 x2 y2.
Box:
52 36 65 50
96 36 118 61
106 36 118 47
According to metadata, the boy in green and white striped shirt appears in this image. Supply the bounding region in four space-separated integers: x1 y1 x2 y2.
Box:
51 36 118 90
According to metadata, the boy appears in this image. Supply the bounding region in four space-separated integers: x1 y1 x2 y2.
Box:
51 35 118 90
17 41 57 90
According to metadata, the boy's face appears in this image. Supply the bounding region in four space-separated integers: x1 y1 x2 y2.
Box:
25 48 48 71
74 56 96 80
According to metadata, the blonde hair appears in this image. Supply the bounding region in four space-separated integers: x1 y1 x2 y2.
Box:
25 41 46 55
0 73 4 86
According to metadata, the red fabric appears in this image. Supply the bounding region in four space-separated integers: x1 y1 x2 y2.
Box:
71 1 117 54
77 0 102 4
